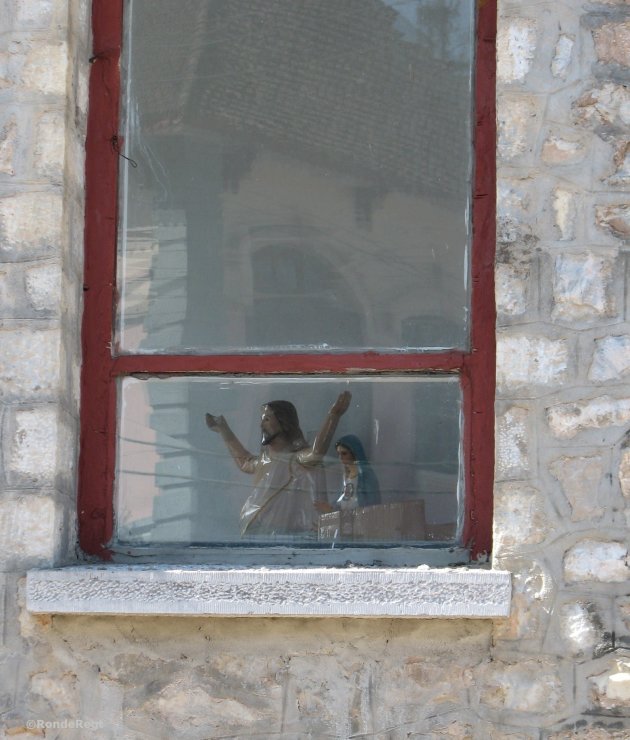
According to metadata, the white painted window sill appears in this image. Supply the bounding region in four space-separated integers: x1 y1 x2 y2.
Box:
27 565 511 618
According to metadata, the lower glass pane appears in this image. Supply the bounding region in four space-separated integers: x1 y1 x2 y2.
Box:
116 376 463 547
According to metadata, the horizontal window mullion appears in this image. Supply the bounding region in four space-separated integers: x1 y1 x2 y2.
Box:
110 352 467 376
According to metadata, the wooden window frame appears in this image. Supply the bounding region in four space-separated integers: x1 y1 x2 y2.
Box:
79 0 496 561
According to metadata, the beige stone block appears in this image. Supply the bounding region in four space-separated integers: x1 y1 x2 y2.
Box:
498 95 541 161
564 539 629 583
492 558 552 642
589 334 630 382
24 262 61 313
497 18 537 83
547 395 630 439
7 406 58 484
551 34 574 78
0 495 59 568
478 658 565 714
0 192 62 259
0 115 17 176
21 43 68 96
497 334 568 390
549 454 604 522
0 328 60 400
559 601 606 658
34 110 65 180
493 483 547 552
542 135 587 165
593 21 630 68
574 83 630 130
497 179 533 242
596 203 630 239
552 252 616 321
495 406 530 479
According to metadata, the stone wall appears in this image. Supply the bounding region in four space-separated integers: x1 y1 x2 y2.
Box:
0 0 629 737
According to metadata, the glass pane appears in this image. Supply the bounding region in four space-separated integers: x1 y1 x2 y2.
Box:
116 376 463 546
117 0 475 353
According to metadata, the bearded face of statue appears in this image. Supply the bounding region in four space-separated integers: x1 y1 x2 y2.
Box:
260 405 283 446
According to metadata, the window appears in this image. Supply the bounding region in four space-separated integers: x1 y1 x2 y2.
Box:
80 0 496 565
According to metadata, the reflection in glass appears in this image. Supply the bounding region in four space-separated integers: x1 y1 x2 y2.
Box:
117 0 475 353
116 376 463 546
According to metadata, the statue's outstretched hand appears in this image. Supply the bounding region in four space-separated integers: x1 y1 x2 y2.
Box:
205 413 228 433
330 390 352 417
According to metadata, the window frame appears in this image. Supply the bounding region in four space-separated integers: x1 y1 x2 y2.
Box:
79 0 496 562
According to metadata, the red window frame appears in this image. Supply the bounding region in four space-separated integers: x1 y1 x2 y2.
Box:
79 0 496 560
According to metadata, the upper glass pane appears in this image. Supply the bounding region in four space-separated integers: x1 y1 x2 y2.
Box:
117 0 475 354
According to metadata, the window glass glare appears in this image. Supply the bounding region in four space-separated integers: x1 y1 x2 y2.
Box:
117 0 475 353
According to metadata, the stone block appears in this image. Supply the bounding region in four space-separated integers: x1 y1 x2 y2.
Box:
5 406 58 485
0 328 60 401
0 115 17 176
620 445 630 499
21 43 68 96
596 204 630 240
0 192 62 260
574 83 630 133
498 95 542 161
13 0 54 28
553 189 577 241
542 135 587 166
497 18 537 83
551 34 574 78
0 494 59 569
477 658 566 715
493 559 550 642
564 539 629 583
593 21 630 68
552 252 616 321
34 109 65 182
497 179 535 242
496 261 531 318
495 406 531 479
497 334 568 391
557 600 611 658
549 454 605 522
589 658 630 711
493 483 548 553
24 262 61 314
547 395 630 439
589 335 630 382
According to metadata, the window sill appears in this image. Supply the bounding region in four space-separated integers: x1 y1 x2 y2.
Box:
27 565 511 618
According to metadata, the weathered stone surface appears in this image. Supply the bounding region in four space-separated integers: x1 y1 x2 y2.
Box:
597 204 630 240
593 21 630 68
549 454 604 522
574 83 630 132
553 189 577 241
496 262 530 317
548 726 630 739
552 252 615 321
620 445 630 498
34 110 65 181
493 560 551 642
0 328 59 400
0 115 17 175
498 95 542 160
589 659 630 710
558 601 609 658
24 263 61 313
477 658 566 714
589 335 630 382
0 192 62 260
6 406 58 485
564 540 629 583
542 135 587 165
497 179 534 242
21 43 68 96
551 34 574 78
0 495 59 569
497 335 568 390
497 19 537 83
13 0 55 28
547 395 630 439
493 483 548 552
496 406 530 479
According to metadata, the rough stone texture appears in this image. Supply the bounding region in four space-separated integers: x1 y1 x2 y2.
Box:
497 334 568 391
0 0 629 737
564 540 629 583
552 252 616 321
549 454 605 522
547 395 630 439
